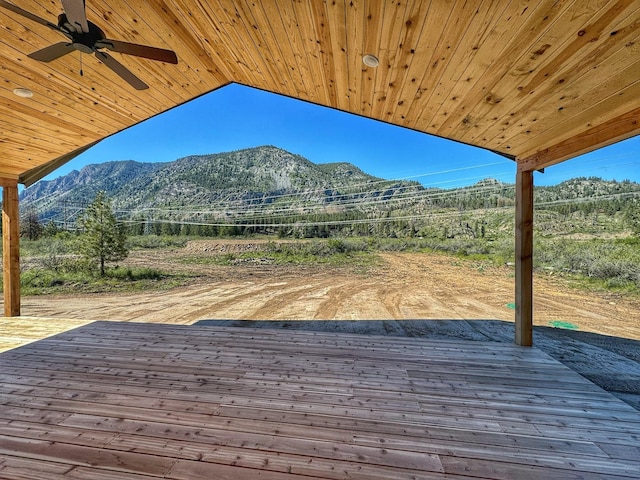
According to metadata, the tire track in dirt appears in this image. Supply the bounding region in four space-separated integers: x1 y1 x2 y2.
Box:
314 282 361 320
375 252 515 321
131 283 266 323
377 287 404 319
175 282 294 321
313 280 388 320
243 282 334 320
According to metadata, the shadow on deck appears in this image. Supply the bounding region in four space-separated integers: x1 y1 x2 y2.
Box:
199 318 640 411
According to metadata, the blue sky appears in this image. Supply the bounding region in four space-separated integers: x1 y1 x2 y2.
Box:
45 83 640 188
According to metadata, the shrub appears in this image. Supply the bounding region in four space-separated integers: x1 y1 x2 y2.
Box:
106 267 163 281
126 235 188 250
536 238 640 288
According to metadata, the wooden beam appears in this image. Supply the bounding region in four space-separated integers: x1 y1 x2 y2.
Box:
2 182 20 317
518 106 640 172
19 140 103 187
0 176 20 188
515 167 533 346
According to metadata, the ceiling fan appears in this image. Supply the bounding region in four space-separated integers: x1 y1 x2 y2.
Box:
0 0 178 90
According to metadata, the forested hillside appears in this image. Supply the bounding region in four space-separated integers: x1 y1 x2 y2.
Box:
18 146 640 240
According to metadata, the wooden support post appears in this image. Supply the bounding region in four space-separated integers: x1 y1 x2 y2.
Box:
2 182 20 317
515 167 533 346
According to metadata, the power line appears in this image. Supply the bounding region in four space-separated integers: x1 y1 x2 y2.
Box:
39 183 640 229
25 166 640 230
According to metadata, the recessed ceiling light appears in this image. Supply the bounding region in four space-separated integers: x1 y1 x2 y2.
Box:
362 54 379 68
13 87 33 98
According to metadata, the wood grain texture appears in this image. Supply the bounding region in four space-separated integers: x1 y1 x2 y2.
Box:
2 183 20 316
1 1 640 183
0 322 638 479
515 169 533 346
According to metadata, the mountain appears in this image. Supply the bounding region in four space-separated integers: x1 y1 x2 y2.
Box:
21 160 168 213
20 146 419 225
20 146 640 238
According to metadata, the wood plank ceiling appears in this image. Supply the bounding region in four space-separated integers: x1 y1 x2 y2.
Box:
1 0 639 186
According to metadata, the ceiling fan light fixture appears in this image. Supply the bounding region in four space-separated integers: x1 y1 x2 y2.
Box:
13 87 34 98
362 54 379 68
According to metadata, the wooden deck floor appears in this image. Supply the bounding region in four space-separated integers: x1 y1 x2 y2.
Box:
1 321 639 479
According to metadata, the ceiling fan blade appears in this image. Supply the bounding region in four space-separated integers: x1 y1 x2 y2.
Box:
95 51 148 90
0 0 62 32
96 39 178 64
28 42 75 62
61 0 88 33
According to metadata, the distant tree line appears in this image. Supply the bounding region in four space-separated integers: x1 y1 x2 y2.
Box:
15 177 640 242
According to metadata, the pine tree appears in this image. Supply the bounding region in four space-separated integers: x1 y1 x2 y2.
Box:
625 203 640 237
79 191 128 276
21 208 43 240
42 220 61 238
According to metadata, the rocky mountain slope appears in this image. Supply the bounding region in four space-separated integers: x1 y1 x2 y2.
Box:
20 146 419 225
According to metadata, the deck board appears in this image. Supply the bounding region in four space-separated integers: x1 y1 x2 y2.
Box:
0 321 639 479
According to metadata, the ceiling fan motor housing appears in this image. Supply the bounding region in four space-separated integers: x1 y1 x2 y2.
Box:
58 13 104 53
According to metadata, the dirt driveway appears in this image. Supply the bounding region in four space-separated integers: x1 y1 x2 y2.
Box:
21 245 640 341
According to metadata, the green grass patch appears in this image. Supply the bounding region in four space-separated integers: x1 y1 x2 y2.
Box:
19 266 192 296
560 273 640 296
126 235 189 250
179 239 378 269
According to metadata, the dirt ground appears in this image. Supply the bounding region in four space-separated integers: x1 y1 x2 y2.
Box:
20 240 640 409
21 240 640 340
